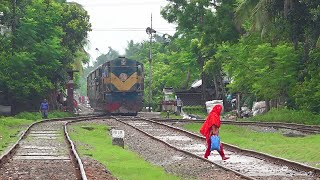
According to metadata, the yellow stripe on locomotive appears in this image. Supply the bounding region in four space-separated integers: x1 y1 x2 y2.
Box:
104 72 143 91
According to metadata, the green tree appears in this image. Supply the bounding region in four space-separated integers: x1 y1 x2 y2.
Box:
234 0 320 111
215 34 299 110
162 0 240 103
0 0 91 112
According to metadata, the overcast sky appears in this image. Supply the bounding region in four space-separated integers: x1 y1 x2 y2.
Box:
67 0 176 65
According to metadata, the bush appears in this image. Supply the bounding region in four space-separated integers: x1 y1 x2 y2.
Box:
48 111 74 119
183 106 207 115
248 108 320 125
14 112 42 121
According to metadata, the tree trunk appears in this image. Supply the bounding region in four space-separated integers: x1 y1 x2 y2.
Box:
201 71 206 106
213 76 219 99
237 93 241 117
265 99 270 112
183 68 191 89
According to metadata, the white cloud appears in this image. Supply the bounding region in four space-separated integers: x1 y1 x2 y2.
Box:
67 0 176 65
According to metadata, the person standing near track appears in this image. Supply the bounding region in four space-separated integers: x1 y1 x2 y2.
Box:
176 97 183 115
39 99 49 119
200 104 230 160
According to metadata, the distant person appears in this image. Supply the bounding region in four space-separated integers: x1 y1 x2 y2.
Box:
226 94 232 103
57 90 64 110
200 104 229 160
81 96 85 104
231 98 237 109
40 99 49 119
73 99 79 113
176 97 183 115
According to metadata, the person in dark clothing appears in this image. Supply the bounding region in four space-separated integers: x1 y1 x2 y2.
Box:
176 97 183 115
57 90 67 111
57 90 63 104
40 99 49 119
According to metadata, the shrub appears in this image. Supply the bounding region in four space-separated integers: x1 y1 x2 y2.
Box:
183 106 206 115
249 108 320 125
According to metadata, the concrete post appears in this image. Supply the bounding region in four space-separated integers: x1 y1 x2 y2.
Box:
111 129 124 148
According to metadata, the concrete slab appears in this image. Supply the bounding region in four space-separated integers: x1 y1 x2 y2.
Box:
180 143 206 151
138 112 161 118
29 134 60 137
30 131 60 134
32 137 58 139
128 122 151 127
156 135 192 141
16 153 66 156
20 146 56 150
13 156 70 160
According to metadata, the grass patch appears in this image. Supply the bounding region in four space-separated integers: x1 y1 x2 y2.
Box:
0 118 32 153
160 111 182 119
69 123 181 180
14 111 74 121
183 106 207 118
184 123 320 168
246 108 320 125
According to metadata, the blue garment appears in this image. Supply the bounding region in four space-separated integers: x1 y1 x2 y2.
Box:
210 135 221 151
40 102 49 110
227 94 232 102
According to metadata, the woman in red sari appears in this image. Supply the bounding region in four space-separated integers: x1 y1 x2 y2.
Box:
200 104 230 160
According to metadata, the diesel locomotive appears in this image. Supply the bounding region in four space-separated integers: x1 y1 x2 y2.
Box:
87 57 144 115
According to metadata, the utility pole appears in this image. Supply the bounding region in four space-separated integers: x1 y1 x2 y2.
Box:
146 14 156 112
149 14 152 112
12 0 17 52
66 70 79 113
199 9 206 107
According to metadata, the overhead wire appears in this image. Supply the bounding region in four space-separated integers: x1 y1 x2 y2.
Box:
91 28 176 32
81 1 166 7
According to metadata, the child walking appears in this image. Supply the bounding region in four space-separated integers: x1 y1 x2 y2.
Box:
200 104 230 160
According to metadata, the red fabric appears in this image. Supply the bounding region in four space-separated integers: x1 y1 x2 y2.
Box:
204 138 226 159
73 99 78 108
106 103 121 112
200 104 222 139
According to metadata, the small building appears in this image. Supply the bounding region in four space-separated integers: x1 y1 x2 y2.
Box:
161 87 176 112
175 80 203 106
175 77 231 107
0 91 11 115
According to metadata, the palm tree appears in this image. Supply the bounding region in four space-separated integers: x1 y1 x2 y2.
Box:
235 0 294 36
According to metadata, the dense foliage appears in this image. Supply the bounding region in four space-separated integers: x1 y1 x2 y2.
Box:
223 0 320 112
3 0 319 115
122 0 320 113
0 0 91 112
82 0 320 114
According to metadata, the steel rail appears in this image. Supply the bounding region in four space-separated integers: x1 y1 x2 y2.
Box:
64 121 88 180
64 115 111 180
151 118 320 134
148 118 320 178
113 116 254 180
0 115 99 180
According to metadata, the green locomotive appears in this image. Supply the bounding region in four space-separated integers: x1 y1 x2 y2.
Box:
87 57 144 115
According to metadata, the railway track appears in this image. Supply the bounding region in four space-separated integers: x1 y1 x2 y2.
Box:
2 114 318 179
102 116 249 179
152 118 320 134
0 116 97 180
117 116 319 179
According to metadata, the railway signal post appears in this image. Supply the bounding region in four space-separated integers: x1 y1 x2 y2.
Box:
146 14 156 112
66 70 79 113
